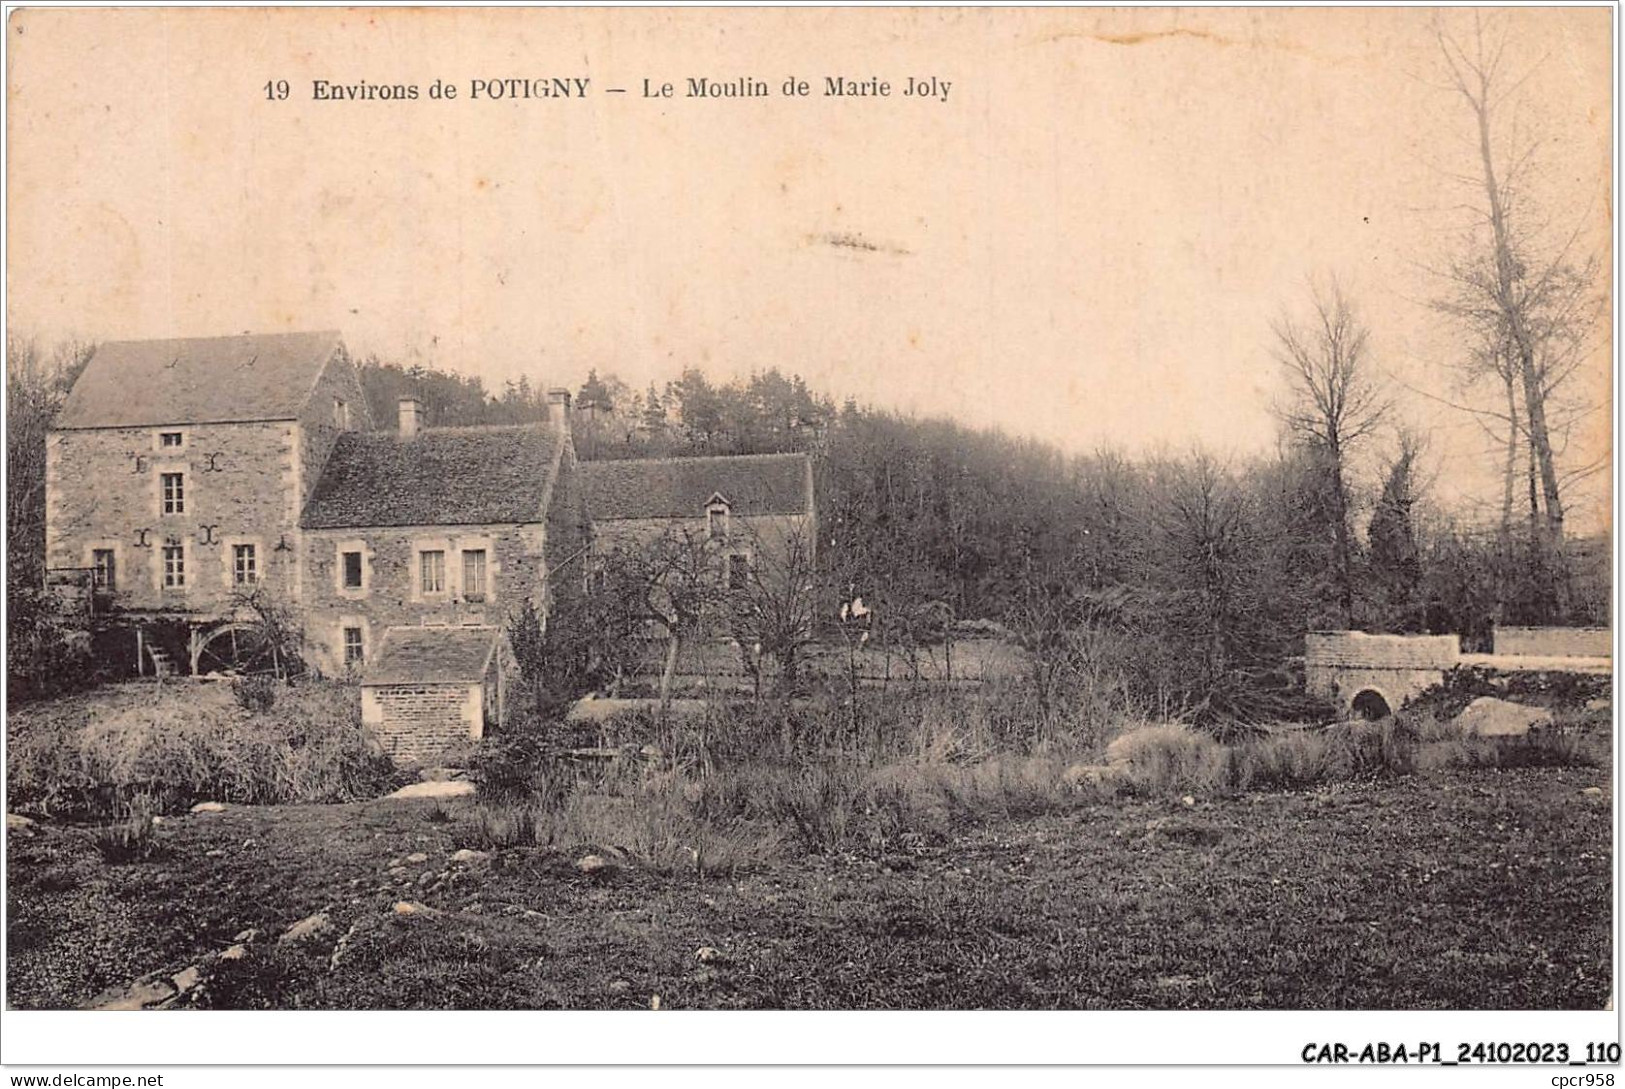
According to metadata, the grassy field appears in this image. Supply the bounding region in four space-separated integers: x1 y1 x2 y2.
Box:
7 762 1611 1010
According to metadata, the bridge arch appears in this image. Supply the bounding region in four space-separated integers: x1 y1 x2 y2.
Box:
1349 688 1393 721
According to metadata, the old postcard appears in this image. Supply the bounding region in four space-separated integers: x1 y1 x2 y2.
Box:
3 3 1616 1072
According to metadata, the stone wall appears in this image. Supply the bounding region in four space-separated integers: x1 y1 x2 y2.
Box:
360 681 482 764
1493 627 1611 659
46 420 304 615
1304 631 1461 714
302 522 547 674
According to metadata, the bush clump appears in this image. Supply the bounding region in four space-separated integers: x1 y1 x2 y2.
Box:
8 681 402 819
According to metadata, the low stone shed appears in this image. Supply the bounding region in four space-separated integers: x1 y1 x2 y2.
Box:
360 625 516 764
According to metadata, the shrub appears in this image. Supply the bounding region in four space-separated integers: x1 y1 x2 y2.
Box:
93 793 158 863
233 674 278 714
7 682 401 819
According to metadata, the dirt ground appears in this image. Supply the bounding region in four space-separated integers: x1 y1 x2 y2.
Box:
7 761 1612 1011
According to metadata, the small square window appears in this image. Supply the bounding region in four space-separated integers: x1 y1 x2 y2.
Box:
160 472 185 515
342 627 364 666
233 543 258 585
163 544 185 588
159 431 183 448
419 550 446 594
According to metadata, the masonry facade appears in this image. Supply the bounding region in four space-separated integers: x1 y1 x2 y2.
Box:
46 330 815 690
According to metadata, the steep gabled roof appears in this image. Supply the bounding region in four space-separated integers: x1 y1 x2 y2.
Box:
54 331 343 429
580 452 813 520
364 625 506 686
301 425 562 529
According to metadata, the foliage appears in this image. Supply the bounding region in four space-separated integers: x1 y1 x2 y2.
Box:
92 793 160 863
232 674 279 714
7 682 401 820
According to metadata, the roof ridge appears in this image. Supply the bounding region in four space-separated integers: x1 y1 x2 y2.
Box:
581 450 809 468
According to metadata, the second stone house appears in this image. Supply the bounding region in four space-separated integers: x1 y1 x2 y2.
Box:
299 392 584 675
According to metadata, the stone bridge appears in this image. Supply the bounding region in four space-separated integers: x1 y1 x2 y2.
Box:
1305 628 1611 719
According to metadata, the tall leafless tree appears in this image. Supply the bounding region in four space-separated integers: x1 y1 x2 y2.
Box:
1273 281 1390 628
1432 12 1603 577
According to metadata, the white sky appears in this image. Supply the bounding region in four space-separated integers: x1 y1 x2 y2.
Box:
6 7 1612 531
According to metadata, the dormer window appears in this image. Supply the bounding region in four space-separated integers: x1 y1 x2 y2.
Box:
159 431 184 449
706 494 731 541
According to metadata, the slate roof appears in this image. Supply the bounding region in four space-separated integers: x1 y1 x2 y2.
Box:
364 626 506 686
302 425 562 529
580 453 813 520
54 331 343 429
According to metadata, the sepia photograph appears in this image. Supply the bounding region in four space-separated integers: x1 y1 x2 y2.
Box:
1 2 1617 1070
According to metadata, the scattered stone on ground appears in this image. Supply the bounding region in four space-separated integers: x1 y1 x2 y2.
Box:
695 946 725 964
385 780 476 801
1585 697 1610 714
1455 697 1553 739
418 767 467 782
403 852 429 864
85 978 175 1011
393 900 439 916
170 966 202 993
1181 795 1197 808
218 944 248 961
6 813 37 833
577 853 610 875
607 980 631 994
190 801 227 814
1581 787 1604 797
279 912 332 944
233 928 262 944
450 848 490 864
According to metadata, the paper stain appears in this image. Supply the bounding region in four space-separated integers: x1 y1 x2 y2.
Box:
814 231 911 257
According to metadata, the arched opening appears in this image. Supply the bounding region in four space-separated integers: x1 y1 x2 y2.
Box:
1350 689 1392 721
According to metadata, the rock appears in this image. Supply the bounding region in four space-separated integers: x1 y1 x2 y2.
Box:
278 912 332 944
1181 795 1196 808
577 853 611 875
417 871 435 886
87 978 176 1011
386 780 475 801
233 927 262 944
450 848 490 864
1586 697 1611 713
171 966 203 993
1105 723 1196 766
607 980 632 994
695 945 725 964
205 849 226 858
1582 786 1604 797
190 801 227 814
418 767 466 782
403 852 429 864
218 944 248 961
6 812 37 833
1455 697 1553 739
393 900 438 916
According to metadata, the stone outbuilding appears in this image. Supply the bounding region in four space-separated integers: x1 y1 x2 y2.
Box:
360 625 517 764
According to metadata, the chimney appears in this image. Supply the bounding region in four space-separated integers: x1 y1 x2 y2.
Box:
547 388 572 432
398 396 423 440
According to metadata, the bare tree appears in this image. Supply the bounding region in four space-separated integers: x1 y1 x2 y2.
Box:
1273 281 1390 627
593 527 728 714
1432 11 1603 565
724 519 817 700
